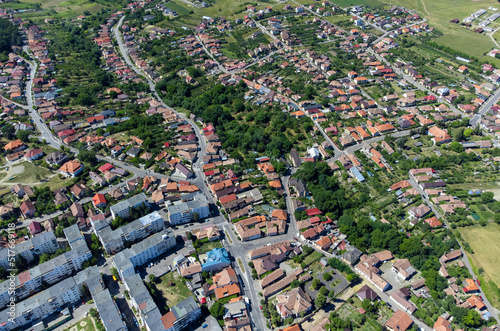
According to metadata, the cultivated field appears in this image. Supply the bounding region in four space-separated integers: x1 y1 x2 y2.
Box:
14 0 109 20
460 223 500 307
379 0 499 58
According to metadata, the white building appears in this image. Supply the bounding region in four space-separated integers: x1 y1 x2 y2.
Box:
98 211 164 254
0 231 58 268
110 193 149 219
167 194 209 225
0 277 82 331
113 228 176 280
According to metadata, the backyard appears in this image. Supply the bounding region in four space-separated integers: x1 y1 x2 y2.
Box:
63 316 96 331
157 271 193 307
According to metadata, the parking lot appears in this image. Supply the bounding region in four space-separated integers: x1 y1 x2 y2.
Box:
137 240 190 279
192 315 222 331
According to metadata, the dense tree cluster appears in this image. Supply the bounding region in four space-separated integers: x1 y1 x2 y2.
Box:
0 18 22 56
295 162 369 219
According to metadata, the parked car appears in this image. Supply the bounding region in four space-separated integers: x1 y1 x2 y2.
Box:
202 324 208 328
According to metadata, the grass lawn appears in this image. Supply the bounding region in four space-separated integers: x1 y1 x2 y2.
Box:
8 162 52 183
460 223 500 308
237 258 245 273
63 316 96 331
157 271 193 307
197 240 222 255
38 174 75 191
303 251 323 266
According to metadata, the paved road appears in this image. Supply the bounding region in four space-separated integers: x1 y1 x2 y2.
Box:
194 34 229 74
471 87 500 127
407 176 443 219
112 17 270 331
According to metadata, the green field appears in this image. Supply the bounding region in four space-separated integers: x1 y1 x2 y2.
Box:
165 2 192 16
8 162 52 184
331 0 384 7
460 223 500 308
169 0 273 25
379 0 499 57
13 0 109 20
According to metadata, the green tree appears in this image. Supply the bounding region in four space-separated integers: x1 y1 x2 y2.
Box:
148 274 156 283
323 272 332 282
16 130 30 143
481 191 494 204
311 278 321 290
192 212 200 222
2 123 15 140
77 149 97 166
361 299 376 314
0 18 22 53
462 310 482 327
346 273 358 282
14 254 26 271
449 141 464 153
209 301 225 319
319 286 329 296
315 293 326 309
290 279 300 288
81 284 90 298
55 224 65 238
454 128 465 142
39 253 50 263
111 267 120 280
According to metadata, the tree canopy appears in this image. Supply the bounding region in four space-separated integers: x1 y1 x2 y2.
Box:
0 19 22 55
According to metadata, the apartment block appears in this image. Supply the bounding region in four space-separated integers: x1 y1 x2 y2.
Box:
98 211 164 254
0 277 81 331
94 289 126 331
167 193 209 225
113 228 176 280
0 240 91 308
0 231 58 269
110 193 149 219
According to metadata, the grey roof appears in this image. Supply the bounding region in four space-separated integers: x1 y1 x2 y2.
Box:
127 146 141 156
99 211 162 245
224 299 246 316
342 246 362 264
94 289 125 330
171 296 199 320
15 231 57 254
4 277 78 320
175 162 193 177
73 266 104 296
64 224 83 243
110 193 148 215
123 274 167 331
168 193 208 215
113 249 135 272
242 188 263 202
